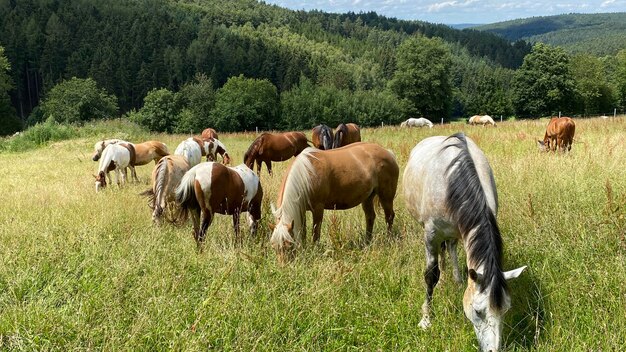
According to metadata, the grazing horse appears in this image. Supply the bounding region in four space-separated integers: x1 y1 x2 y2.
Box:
203 137 232 165
403 133 526 351
243 132 309 175
175 163 263 248
201 128 219 140
94 143 135 192
92 139 169 181
469 115 497 127
270 142 398 262
333 123 361 148
311 124 334 150
141 155 191 224
400 118 433 128
174 137 210 168
537 117 575 152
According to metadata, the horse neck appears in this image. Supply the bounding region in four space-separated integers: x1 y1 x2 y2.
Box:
98 148 116 173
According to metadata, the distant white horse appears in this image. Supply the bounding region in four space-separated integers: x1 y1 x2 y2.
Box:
468 115 496 127
401 118 433 128
94 143 134 192
174 137 209 168
403 133 525 351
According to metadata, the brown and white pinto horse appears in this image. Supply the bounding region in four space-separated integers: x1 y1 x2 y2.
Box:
94 143 135 192
270 142 399 262
537 117 576 152
311 124 334 150
203 137 232 165
243 132 309 175
332 123 361 148
92 139 169 181
141 155 191 224
201 128 218 140
175 163 263 249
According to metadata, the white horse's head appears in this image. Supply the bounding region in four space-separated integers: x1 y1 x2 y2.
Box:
463 266 527 351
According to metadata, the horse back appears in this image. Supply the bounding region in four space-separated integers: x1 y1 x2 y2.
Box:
120 143 136 166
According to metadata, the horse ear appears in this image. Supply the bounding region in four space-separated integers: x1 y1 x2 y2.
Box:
503 266 527 280
92 174 98 179
468 269 483 284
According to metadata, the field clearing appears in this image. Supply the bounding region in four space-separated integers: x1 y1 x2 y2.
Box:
0 117 625 350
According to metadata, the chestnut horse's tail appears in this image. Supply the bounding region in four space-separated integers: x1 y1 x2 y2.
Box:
174 166 200 224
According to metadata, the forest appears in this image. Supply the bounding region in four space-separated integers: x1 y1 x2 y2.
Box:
0 0 625 135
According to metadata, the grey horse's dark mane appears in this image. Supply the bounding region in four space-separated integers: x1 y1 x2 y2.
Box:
319 124 333 150
443 132 507 310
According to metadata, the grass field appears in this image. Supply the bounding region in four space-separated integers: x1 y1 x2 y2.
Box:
0 117 625 350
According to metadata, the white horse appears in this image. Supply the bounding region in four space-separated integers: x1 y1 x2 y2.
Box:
400 118 433 128
468 115 497 127
174 137 209 168
94 143 133 192
403 133 526 351
92 139 127 161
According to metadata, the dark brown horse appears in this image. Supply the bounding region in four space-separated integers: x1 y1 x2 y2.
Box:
244 132 309 175
312 124 334 150
175 163 263 249
201 128 218 140
537 117 576 152
270 142 399 262
333 123 361 148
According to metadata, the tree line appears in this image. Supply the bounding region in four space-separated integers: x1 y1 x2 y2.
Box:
1 0 625 135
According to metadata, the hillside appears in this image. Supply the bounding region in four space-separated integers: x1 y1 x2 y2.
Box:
476 13 626 56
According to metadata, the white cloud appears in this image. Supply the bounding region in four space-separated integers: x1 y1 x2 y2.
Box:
428 0 478 12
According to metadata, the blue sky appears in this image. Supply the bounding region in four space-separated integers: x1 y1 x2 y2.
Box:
261 0 626 24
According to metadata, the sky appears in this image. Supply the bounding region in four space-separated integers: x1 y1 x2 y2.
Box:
261 0 626 24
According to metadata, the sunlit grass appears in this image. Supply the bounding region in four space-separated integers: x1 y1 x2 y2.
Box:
0 117 624 350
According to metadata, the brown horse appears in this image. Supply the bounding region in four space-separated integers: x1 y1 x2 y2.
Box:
93 139 169 181
537 117 576 152
333 123 361 148
175 163 263 249
270 142 399 262
311 124 334 150
201 128 218 140
141 155 191 224
244 132 309 175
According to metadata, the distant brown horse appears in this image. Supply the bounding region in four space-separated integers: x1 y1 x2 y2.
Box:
175 163 263 249
537 117 576 152
333 123 361 148
312 124 334 150
141 155 191 224
244 132 309 175
201 128 218 140
270 142 399 262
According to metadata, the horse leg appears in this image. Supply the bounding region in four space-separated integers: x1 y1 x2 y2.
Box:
419 221 441 329
447 239 463 284
197 211 213 251
380 197 395 236
232 210 241 246
256 159 262 176
266 161 272 176
312 205 324 243
131 165 139 182
122 167 128 185
361 194 376 246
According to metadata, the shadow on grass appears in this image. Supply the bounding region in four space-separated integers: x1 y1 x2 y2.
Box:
504 266 549 349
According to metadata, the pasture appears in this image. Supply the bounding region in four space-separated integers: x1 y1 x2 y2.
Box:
0 117 624 350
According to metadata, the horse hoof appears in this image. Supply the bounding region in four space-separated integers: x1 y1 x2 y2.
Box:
418 318 431 329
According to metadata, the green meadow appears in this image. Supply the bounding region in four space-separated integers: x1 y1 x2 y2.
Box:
0 117 624 350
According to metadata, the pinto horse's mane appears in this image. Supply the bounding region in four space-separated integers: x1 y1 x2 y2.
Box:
443 132 507 310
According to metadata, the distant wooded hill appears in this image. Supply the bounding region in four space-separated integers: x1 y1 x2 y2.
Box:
476 13 626 56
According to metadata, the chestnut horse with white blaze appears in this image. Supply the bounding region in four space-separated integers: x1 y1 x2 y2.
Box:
175 163 263 248
141 155 191 224
201 128 218 140
537 117 575 152
243 131 309 175
270 142 398 262
94 143 135 192
92 139 169 181
403 133 526 351
311 124 334 150
332 123 361 148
